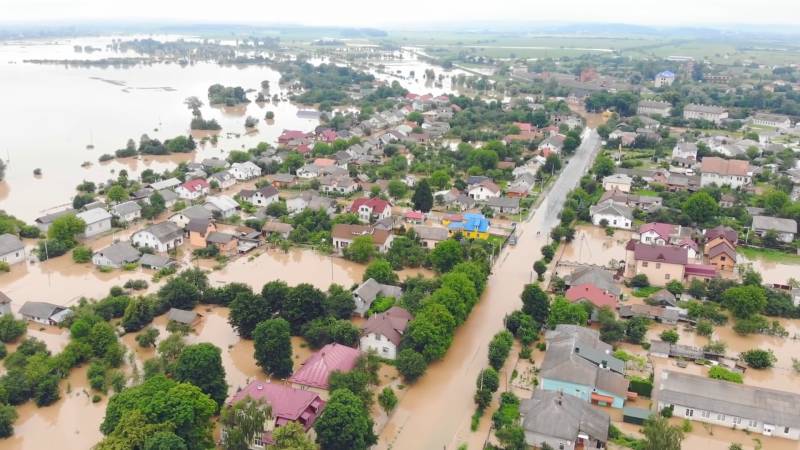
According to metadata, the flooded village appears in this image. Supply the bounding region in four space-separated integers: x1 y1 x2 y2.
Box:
1 21 800 450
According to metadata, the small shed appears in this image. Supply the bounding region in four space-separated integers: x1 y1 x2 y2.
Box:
623 407 652 425
166 308 199 326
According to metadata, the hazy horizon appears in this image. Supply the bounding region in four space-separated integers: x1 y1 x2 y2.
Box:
4 0 800 28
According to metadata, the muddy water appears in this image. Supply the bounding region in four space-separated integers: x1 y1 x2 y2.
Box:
0 36 318 222
559 225 632 267
737 252 800 286
377 130 602 450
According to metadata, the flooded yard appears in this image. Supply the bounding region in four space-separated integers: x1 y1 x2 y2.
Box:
558 224 632 268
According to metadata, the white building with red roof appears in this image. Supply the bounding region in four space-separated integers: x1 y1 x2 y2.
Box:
175 178 210 200
349 197 392 223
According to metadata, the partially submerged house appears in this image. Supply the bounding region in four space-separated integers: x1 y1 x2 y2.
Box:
166 308 199 326
520 390 610 450
359 306 411 360
19 301 72 326
132 222 184 253
289 343 360 396
77 208 112 239
352 278 403 317
0 233 25 266
92 241 141 268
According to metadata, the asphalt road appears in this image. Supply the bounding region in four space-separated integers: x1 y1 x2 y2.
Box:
376 129 603 450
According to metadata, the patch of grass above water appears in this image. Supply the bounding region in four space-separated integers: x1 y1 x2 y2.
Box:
739 246 800 264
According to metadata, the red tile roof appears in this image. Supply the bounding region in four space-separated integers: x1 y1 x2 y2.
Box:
350 197 391 215
565 283 618 310
279 130 308 142
404 210 424 221
684 264 717 278
700 157 749 177
228 381 325 428
289 343 360 390
705 226 738 245
638 222 676 240
181 178 209 192
632 242 688 265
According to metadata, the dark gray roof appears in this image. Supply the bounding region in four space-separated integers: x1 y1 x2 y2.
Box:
111 201 142 217
206 231 235 244
590 200 633 220
19 301 63 319
353 279 403 315
93 242 140 265
658 370 800 428
157 189 179 202
139 254 173 269
485 197 520 208
167 308 198 325
564 266 621 296
187 218 213 233
179 205 214 221
413 225 449 241
35 208 76 225
0 234 24 255
142 221 182 242
521 390 610 443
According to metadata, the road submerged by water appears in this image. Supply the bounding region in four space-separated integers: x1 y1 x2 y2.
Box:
377 129 602 450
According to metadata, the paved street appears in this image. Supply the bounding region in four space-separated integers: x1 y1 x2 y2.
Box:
377 129 603 449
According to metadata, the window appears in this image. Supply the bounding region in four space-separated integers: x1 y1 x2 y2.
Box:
786 427 791 434
749 420 758 428
665 274 671 280
717 414 725 421
685 409 694 417
656 263 661 269
642 261 649 267
733 417 742 425
382 347 389 353
701 410 710 418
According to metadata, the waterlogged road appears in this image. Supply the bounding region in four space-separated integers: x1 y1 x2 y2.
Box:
377 129 602 450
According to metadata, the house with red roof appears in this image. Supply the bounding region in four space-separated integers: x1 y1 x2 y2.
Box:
318 128 338 143
360 306 412 360
226 381 326 446
349 197 392 223
289 343 360 397
638 223 678 245
404 210 425 224
626 241 688 286
278 129 309 145
175 178 210 200
565 284 619 310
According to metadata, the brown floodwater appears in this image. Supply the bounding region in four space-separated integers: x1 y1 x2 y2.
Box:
559 224 633 268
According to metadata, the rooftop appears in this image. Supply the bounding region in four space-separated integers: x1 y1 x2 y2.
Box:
288 343 360 390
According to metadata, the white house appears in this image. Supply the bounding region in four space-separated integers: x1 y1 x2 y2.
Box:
751 113 792 130
175 179 210 200
287 191 335 215
110 201 142 223
751 215 797 243
590 200 633 229
654 71 676 88
0 234 25 266
700 157 751 189
602 174 633 193
658 370 800 441
468 180 501 201
92 241 140 268
229 161 262 180
349 198 392 223
203 195 240 218
672 142 698 160
131 222 184 253
239 186 279 207
209 170 236 190
637 100 672 117
19 301 72 326
359 307 411 360
77 208 112 239
683 104 728 124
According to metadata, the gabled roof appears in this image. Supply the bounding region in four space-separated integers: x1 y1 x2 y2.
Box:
331 224 391 246
77 208 112 224
187 218 213 234
19 301 64 319
752 215 797 234
289 343 360 390
564 266 621 297
705 225 738 244
180 178 210 193
700 157 749 177
177 205 213 221
349 197 391 215
589 201 633 220
658 370 800 428
93 241 140 265
565 284 618 310
521 391 610 443
0 234 24 255
707 240 737 260
111 201 142 217
361 307 412 346
412 225 449 241
353 279 403 315
228 381 325 430
638 222 676 240
632 242 688 265
139 221 182 242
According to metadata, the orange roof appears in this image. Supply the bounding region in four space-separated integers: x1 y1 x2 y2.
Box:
313 158 336 167
700 157 749 177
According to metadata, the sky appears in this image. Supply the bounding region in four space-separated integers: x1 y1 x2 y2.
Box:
4 0 800 27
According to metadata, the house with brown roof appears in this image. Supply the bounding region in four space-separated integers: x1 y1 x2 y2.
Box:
565 284 619 311
700 157 751 189
360 307 412 360
289 343 360 397
187 218 216 248
331 224 394 255
707 240 737 271
467 180 501 201
226 381 326 446
627 241 688 286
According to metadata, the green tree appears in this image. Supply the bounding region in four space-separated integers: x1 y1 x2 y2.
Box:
429 239 464 273
683 191 718 226
521 284 549 324
47 214 86 247
0 315 27 343
625 317 650 344
387 180 407 199
324 284 356 319
121 297 154 332
722 285 767 319
315 388 377 450
378 387 398 415
253 318 293 377
136 327 159 348
741 349 776 369
144 432 188 450
546 297 588 328
405 302 456 362
429 170 450 190
228 291 272 339
282 283 326 332
363 259 398 284
642 415 684 450
0 404 17 438
272 422 315 450
533 260 547 281
344 235 375 263
488 331 514 370
106 185 129 203
220 397 272 450
411 179 433 213
396 348 427 383
592 155 615 179
174 343 228 408
660 329 679 344
158 278 200 310
100 376 217 449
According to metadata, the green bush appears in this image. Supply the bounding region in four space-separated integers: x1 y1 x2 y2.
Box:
708 366 743 383
628 376 653 397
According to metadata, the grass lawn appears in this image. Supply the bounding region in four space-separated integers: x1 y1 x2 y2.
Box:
632 286 662 298
633 189 660 197
738 246 800 264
